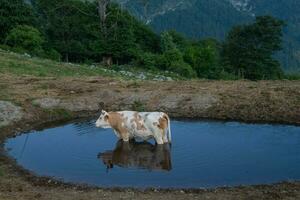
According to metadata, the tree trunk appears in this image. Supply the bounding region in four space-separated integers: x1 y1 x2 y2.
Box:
65 53 69 63
102 56 113 66
97 0 112 65
98 0 110 38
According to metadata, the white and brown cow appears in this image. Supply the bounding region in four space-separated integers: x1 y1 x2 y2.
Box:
95 110 171 144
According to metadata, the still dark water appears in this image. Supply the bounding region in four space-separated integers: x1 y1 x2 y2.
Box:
4 120 300 188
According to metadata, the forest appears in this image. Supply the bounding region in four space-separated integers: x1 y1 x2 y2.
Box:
0 0 291 80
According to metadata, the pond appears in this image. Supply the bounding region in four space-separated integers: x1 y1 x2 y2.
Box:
4 120 300 188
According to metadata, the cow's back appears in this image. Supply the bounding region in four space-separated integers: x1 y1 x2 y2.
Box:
115 111 168 141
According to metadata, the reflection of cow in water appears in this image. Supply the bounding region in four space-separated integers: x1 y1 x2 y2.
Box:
98 140 172 171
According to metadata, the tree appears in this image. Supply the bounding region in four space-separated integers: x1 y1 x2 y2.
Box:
100 4 137 64
5 25 44 54
184 39 222 79
97 0 113 65
36 0 99 62
0 0 35 43
222 15 285 80
160 32 176 52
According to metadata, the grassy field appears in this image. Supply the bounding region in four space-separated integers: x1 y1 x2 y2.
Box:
0 49 183 80
0 49 119 77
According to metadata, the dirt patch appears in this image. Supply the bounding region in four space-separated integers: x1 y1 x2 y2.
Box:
0 74 300 199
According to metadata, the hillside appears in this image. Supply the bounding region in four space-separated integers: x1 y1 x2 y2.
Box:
0 49 181 80
116 0 300 72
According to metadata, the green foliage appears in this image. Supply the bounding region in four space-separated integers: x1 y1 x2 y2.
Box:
284 73 300 80
132 100 145 112
103 4 137 64
160 31 177 52
134 52 158 69
160 48 196 78
222 16 285 80
36 0 99 62
184 39 222 79
134 23 161 53
43 49 62 61
168 61 197 78
0 0 35 43
167 30 189 51
5 25 44 55
0 0 294 80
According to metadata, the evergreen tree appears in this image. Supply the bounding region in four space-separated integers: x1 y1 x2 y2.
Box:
0 0 35 43
36 0 99 62
222 16 285 80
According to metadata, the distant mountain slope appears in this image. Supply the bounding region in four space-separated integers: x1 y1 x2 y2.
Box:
116 0 300 71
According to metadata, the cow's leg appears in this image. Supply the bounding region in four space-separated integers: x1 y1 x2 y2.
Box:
114 125 130 142
162 129 169 144
122 135 129 142
151 127 164 145
120 131 130 142
154 135 164 145
153 128 164 144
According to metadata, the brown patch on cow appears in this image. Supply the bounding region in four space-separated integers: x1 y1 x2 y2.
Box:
157 114 169 138
158 114 168 130
108 112 129 140
130 112 147 131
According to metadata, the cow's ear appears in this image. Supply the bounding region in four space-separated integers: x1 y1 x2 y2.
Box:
104 115 109 121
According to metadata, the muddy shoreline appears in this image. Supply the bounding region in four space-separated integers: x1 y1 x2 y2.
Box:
1 75 300 199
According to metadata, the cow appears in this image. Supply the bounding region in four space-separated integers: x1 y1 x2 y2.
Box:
95 110 171 144
98 140 172 171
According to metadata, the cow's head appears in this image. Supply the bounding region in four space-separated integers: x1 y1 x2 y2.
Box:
95 110 111 128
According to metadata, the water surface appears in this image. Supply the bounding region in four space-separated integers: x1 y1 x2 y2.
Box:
5 120 300 188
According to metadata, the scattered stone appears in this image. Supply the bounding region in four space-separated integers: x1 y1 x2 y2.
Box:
136 72 147 80
32 98 61 109
23 53 31 58
0 101 23 127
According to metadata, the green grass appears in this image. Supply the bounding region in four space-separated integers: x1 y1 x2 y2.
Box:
131 100 145 112
0 84 12 101
0 49 120 78
0 49 184 80
43 109 73 119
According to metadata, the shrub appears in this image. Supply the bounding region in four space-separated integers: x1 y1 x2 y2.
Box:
132 100 145 112
44 49 61 61
134 52 158 69
168 61 197 78
5 25 44 55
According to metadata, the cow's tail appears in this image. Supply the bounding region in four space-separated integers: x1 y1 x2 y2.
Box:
166 114 172 143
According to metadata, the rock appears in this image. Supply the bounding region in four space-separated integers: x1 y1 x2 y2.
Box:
0 101 23 127
136 72 147 80
23 53 31 58
32 98 61 109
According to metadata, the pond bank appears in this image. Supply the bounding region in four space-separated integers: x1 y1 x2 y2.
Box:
1 74 300 199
